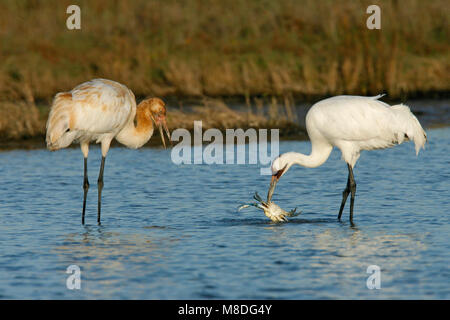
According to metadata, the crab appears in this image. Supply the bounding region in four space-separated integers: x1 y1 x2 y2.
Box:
238 192 300 222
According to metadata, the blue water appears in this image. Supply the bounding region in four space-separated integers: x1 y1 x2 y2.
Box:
0 127 449 299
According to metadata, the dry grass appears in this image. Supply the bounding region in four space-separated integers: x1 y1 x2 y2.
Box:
0 101 43 139
0 95 304 143
0 0 448 100
0 0 448 142
166 96 303 136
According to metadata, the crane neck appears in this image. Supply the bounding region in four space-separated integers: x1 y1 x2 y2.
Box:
135 103 154 133
115 102 154 149
287 142 333 168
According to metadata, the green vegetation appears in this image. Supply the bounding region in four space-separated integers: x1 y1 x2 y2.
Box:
0 0 448 141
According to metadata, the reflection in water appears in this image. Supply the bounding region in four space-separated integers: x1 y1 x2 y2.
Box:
52 226 181 298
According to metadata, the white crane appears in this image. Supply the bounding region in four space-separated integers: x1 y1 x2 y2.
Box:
46 78 171 225
268 95 427 224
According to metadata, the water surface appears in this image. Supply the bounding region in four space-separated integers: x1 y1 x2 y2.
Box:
0 127 448 299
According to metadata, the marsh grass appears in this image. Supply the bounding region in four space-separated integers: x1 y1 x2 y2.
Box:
0 0 448 141
0 95 305 144
0 100 42 139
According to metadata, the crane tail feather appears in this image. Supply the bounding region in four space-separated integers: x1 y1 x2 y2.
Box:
390 104 427 156
371 93 386 100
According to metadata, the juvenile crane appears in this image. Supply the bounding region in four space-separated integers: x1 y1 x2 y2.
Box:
46 79 171 224
268 95 427 224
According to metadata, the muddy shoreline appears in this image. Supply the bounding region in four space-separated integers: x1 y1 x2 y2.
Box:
1 98 448 151
1 120 448 152
0 129 310 151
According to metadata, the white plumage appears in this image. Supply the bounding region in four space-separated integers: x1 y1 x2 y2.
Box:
268 95 427 223
303 94 427 167
46 79 149 153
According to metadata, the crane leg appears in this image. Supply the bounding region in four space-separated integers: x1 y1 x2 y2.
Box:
82 157 89 225
338 164 356 223
97 156 106 225
348 165 356 224
338 173 350 220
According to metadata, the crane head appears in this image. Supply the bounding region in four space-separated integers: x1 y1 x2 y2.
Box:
267 156 288 202
145 98 171 148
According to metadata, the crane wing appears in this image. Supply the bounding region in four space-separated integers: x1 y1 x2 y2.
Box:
307 95 426 154
69 79 136 134
309 96 396 142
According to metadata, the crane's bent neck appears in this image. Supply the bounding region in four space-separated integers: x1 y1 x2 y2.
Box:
287 142 333 168
115 103 154 149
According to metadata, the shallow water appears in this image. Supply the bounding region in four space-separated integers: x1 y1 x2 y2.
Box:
0 127 449 299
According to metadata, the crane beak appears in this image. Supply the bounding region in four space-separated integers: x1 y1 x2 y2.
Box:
267 165 287 202
267 174 278 202
157 116 171 149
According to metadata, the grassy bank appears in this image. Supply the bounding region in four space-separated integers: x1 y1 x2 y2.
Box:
0 0 448 141
0 96 306 147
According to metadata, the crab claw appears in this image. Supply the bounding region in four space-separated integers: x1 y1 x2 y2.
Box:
238 203 265 212
238 204 251 211
253 192 263 203
287 208 301 217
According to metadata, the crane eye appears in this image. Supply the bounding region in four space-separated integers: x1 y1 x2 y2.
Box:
275 164 288 179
